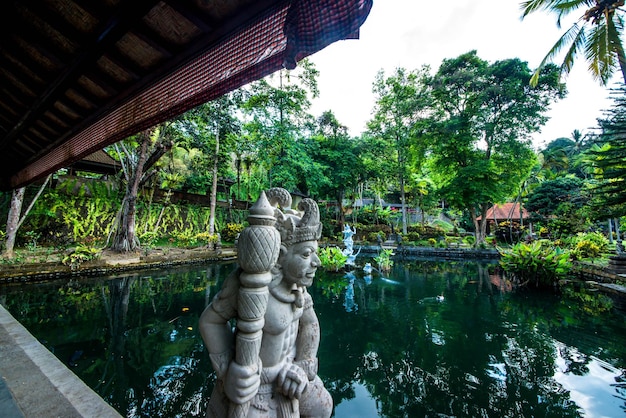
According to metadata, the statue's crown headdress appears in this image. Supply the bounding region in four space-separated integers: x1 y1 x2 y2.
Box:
265 187 322 246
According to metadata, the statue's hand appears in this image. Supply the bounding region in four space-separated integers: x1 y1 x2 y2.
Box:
224 360 261 404
277 363 308 399
294 358 318 381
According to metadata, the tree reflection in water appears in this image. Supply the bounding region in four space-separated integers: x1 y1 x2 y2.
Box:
315 259 626 418
1 258 625 417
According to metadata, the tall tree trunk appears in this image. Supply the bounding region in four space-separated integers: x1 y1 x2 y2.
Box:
111 131 150 252
400 173 407 235
236 157 241 200
336 189 345 229
615 217 623 253
3 174 52 258
245 160 252 201
208 130 219 241
472 204 489 247
3 187 25 258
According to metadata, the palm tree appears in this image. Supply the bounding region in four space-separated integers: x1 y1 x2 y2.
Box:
521 0 626 86
566 129 586 157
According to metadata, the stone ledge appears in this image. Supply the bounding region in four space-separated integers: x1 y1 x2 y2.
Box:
0 248 237 284
0 304 121 417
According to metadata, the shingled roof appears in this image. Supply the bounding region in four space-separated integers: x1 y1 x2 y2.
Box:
479 202 531 221
0 0 372 190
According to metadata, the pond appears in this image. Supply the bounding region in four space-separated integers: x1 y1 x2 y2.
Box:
1 258 625 417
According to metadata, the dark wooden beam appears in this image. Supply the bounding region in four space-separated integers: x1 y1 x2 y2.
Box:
0 0 162 150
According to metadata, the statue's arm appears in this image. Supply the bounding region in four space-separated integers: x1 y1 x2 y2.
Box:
199 305 234 378
199 272 238 379
199 271 262 404
294 291 320 380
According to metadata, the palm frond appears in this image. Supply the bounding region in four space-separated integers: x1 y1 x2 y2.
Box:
530 22 584 86
520 0 594 27
586 24 616 84
561 24 587 74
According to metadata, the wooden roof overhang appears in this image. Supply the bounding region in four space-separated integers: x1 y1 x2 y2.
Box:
69 149 120 175
0 0 372 190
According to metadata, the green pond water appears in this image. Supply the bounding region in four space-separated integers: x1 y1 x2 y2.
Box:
1 258 625 417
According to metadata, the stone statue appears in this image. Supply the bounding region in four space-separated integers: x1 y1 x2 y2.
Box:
342 224 356 254
199 187 333 418
341 224 360 266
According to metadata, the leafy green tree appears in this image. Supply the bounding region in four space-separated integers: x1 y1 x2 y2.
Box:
425 51 565 245
311 111 364 227
359 132 396 210
540 137 575 175
110 126 172 252
566 128 589 158
521 0 626 85
242 60 322 195
175 93 241 237
408 173 438 227
526 176 592 236
526 175 587 212
583 88 626 218
367 67 432 234
537 131 591 181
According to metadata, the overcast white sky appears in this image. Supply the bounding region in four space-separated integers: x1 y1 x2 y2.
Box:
308 0 619 149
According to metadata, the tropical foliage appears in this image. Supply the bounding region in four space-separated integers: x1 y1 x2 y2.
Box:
62 244 101 270
374 248 394 272
498 241 572 287
3 51 625 289
424 51 564 245
318 246 349 272
521 0 626 85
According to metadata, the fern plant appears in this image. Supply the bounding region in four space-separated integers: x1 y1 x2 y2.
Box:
62 244 101 270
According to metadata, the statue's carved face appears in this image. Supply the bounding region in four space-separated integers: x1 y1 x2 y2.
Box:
280 240 320 287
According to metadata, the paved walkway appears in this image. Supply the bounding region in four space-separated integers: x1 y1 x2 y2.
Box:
0 375 23 418
0 304 121 418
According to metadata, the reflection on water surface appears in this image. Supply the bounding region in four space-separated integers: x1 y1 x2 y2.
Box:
1 258 624 417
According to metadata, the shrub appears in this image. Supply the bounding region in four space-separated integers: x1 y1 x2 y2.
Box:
445 236 462 247
405 231 420 242
354 205 393 225
431 219 455 233
571 232 609 252
194 232 220 246
318 246 348 272
374 248 394 272
139 231 159 247
463 235 476 247
62 244 101 270
357 224 391 241
495 221 526 244
408 225 447 239
366 231 385 244
427 238 437 247
498 241 571 287
571 241 601 260
172 231 196 247
221 223 245 243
